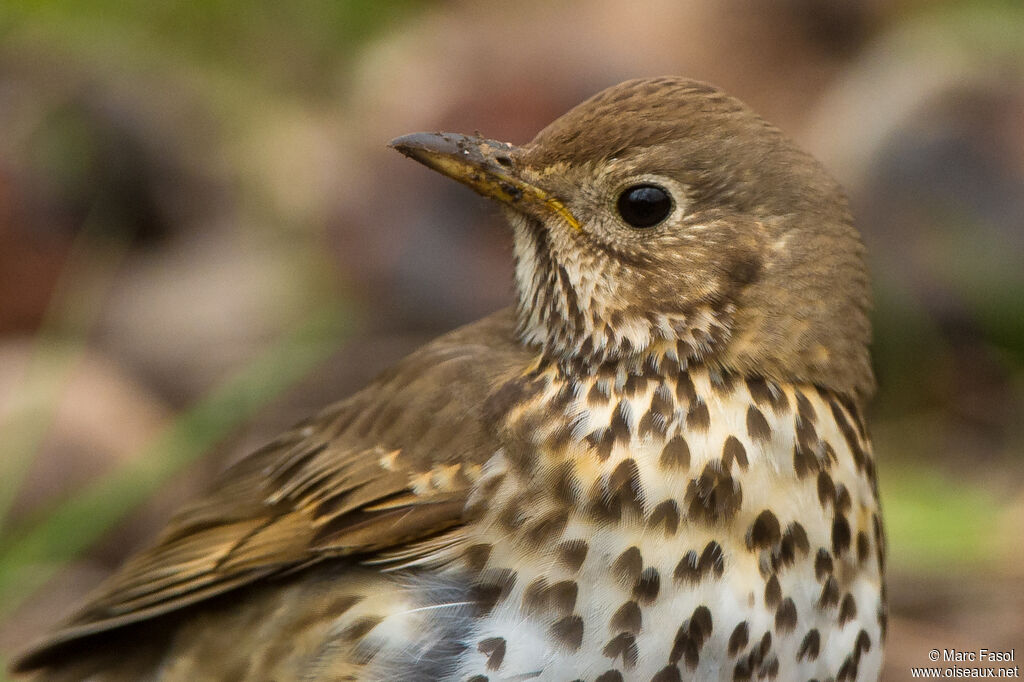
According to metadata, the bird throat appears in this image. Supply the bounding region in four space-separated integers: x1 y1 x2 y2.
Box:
452 349 884 680
510 217 734 375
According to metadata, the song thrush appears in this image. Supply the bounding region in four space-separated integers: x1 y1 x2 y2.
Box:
14 77 885 681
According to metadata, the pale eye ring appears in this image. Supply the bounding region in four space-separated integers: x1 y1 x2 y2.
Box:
616 184 673 228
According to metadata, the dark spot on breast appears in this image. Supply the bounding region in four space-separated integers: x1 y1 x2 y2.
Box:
774 598 798 632
477 637 506 671
603 632 639 670
817 471 835 507
689 605 713 646
612 546 643 584
838 654 858 681
814 548 833 581
522 577 549 616
830 397 865 470
637 411 665 439
632 567 661 604
549 580 578 616
610 600 642 634
856 630 872 659
674 550 701 584
767 380 789 413
642 351 663 379
792 440 819 479
745 377 772 407
545 424 574 453
551 462 582 505
700 540 726 577
650 384 675 417
623 373 646 397
795 414 818 454
794 389 816 421
485 374 546 423
686 400 711 432
797 628 821 661
472 569 517 616
764 575 781 608
669 625 699 670
524 512 569 546
669 605 714 670
840 393 868 437
596 672 624 682
558 539 589 573
746 406 771 443
588 481 623 524
746 510 781 550
865 456 879 494
660 435 690 471
651 665 682 682
824 440 839 466
818 576 840 610
550 615 584 652
759 631 773 657
787 522 810 555
728 621 749 656
835 484 852 513
856 628 872 655
722 435 749 471
856 531 870 564
609 458 645 516
758 657 779 679
676 371 696 403
610 400 633 445
874 513 887 573
648 499 681 536
497 496 528 531
588 428 615 461
773 533 796 572
588 380 612 405
739 631 772 676
839 593 858 625
709 369 736 396
832 516 852 556
685 462 743 524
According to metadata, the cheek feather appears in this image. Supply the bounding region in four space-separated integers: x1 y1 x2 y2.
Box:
512 213 739 369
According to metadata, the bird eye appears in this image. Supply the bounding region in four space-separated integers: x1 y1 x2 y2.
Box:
616 184 672 228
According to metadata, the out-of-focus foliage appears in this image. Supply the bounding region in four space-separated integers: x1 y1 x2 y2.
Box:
1 1 419 87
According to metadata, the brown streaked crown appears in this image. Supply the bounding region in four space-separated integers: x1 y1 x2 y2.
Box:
504 77 873 403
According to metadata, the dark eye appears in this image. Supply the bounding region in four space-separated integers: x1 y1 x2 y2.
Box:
616 184 672 228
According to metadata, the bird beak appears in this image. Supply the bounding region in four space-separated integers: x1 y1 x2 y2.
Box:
390 132 580 231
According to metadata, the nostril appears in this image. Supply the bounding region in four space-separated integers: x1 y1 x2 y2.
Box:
495 155 513 167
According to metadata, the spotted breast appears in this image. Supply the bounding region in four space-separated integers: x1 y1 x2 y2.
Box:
401 350 883 681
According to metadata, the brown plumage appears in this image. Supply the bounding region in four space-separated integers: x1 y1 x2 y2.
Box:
14 78 884 681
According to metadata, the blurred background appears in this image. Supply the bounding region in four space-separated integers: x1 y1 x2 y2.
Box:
0 1 1021 679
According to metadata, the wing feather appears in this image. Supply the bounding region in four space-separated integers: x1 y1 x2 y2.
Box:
14 310 530 671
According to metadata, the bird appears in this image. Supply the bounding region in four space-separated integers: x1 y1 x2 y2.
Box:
13 77 885 681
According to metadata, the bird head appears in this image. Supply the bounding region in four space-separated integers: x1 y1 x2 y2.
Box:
392 78 873 402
